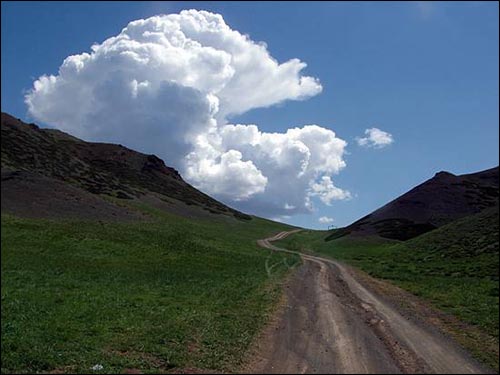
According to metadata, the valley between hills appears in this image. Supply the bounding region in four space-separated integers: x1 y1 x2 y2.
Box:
1 113 498 374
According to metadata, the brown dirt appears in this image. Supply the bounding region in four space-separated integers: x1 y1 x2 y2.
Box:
349 264 500 371
247 231 494 374
1 169 147 221
122 369 143 374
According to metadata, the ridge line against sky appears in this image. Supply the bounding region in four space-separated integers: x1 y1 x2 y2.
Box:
1 1 498 229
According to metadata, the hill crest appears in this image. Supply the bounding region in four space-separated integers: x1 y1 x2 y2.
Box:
1 112 251 221
327 165 499 241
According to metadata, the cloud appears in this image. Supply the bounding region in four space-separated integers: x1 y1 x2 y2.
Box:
185 123 350 215
185 149 267 201
356 127 394 149
25 9 348 218
308 176 351 205
318 216 334 224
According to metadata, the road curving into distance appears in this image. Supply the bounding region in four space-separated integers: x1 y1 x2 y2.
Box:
250 230 492 374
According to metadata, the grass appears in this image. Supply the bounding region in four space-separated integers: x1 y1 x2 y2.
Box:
275 206 499 370
1 209 300 374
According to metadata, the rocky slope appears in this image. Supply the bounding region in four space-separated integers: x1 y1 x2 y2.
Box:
327 166 499 240
1 112 250 221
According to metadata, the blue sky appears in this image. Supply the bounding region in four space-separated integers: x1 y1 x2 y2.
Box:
2 1 499 229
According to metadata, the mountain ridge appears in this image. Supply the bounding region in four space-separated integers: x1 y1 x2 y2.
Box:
327 165 499 241
1 112 251 221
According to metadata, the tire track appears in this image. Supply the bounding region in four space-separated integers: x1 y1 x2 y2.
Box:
250 230 491 374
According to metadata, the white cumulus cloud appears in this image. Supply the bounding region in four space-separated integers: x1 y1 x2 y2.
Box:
25 9 349 218
356 127 394 148
185 149 267 201
184 123 350 216
318 216 334 224
308 176 351 205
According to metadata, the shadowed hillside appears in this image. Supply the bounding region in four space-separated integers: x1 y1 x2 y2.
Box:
1 112 250 221
327 167 499 241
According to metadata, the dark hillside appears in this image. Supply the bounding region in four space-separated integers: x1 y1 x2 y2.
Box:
327 167 499 241
1 112 250 220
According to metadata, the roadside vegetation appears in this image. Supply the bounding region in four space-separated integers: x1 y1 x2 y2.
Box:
275 206 499 370
1 207 300 374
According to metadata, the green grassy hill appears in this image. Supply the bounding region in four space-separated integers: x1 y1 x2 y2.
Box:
401 205 498 280
1 111 303 374
1 207 299 374
275 206 499 370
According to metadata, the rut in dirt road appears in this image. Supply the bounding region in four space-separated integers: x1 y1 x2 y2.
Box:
250 231 492 374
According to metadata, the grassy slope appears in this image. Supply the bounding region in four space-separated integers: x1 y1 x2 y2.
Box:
275 206 499 370
1 207 300 374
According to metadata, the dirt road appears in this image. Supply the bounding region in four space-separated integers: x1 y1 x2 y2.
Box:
250 231 491 374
